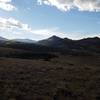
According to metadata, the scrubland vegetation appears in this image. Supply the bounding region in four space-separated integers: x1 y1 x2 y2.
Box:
0 55 100 100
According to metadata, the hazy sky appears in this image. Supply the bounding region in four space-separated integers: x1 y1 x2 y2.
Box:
0 0 100 40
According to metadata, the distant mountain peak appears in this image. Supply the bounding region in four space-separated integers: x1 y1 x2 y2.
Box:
82 36 100 40
50 35 59 38
47 35 62 41
12 39 36 43
90 37 100 40
38 35 67 48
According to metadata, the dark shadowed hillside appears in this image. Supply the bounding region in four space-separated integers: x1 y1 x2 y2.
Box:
38 36 100 55
0 36 100 59
12 39 36 43
0 36 7 41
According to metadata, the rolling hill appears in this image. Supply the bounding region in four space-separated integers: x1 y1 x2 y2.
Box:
0 36 100 59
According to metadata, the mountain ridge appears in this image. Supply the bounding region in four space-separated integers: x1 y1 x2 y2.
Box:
12 39 36 43
0 36 8 41
0 35 100 58
0 35 100 42
0 35 100 53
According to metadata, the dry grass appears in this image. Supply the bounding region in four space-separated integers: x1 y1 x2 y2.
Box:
0 55 100 100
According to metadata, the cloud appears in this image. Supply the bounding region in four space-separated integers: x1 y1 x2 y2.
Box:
0 17 64 35
37 0 100 12
74 0 100 12
0 17 31 31
0 17 99 40
0 0 16 11
32 28 67 38
0 17 67 39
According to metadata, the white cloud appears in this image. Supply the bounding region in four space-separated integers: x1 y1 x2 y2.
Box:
0 17 31 31
0 17 99 40
74 0 100 12
0 17 65 36
37 0 100 12
0 17 67 39
0 0 16 11
32 28 67 38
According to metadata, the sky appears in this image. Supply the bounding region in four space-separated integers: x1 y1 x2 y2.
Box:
0 0 100 40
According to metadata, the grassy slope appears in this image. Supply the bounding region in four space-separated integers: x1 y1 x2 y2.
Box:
0 55 100 100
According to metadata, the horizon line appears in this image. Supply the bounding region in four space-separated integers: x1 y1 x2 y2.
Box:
0 35 100 41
